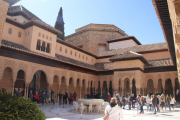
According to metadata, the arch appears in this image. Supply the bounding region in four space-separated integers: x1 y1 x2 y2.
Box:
75 79 80 100
36 40 41 50
147 79 154 95
109 81 113 96
118 79 121 93
98 81 101 94
102 81 107 94
158 79 163 93
132 78 136 97
124 78 130 96
41 42 45 52
29 70 48 102
81 79 86 99
46 43 50 53
14 70 25 95
8 28 12 34
52 75 59 102
0 67 13 94
165 78 173 95
68 77 74 94
60 76 66 94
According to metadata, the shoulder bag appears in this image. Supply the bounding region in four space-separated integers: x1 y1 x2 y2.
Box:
103 108 113 120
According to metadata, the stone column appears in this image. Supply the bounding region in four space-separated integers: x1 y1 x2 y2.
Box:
26 84 29 98
12 82 15 96
80 87 82 99
65 86 68 93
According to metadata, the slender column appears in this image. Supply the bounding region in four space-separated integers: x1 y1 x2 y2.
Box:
101 87 102 94
80 87 81 99
26 84 29 98
24 84 27 98
12 82 15 96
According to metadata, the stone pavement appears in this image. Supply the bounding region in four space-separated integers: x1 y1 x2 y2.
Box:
37 104 180 120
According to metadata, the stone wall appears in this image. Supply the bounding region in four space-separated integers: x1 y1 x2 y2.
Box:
0 0 9 45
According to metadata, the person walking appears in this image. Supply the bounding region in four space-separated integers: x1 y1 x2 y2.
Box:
116 94 121 107
46 92 50 105
104 98 124 120
58 92 62 105
152 94 157 114
106 93 111 103
127 94 131 110
139 96 145 114
161 94 165 111
130 94 135 109
157 95 160 112
100 93 103 99
146 94 151 112
166 94 171 110
170 95 176 111
122 96 126 109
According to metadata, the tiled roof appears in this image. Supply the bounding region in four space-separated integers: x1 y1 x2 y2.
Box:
8 5 42 21
110 51 142 60
145 58 173 67
1 39 30 51
3 0 20 6
98 42 167 57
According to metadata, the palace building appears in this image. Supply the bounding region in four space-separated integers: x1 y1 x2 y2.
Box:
0 0 180 102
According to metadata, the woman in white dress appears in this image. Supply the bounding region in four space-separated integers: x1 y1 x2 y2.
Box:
170 95 176 111
105 98 124 120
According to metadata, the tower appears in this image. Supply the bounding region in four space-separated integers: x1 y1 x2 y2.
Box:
55 7 65 40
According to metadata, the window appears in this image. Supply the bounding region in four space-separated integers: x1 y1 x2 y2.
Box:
36 40 41 50
75 52 76 56
70 50 72 55
42 34 45 38
60 46 62 51
65 49 67 53
46 43 50 53
38 32 41 37
18 31 21 38
82 55 84 59
92 58 93 62
50 37 52 41
46 35 48 40
86 56 88 60
8 28 12 34
41 42 45 52
79 54 81 58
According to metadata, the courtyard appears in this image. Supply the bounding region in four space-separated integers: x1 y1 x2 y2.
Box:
37 103 180 120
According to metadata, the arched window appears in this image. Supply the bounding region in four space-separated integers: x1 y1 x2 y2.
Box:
42 34 45 38
50 37 52 41
46 43 50 53
82 55 84 59
18 31 21 38
75 52 76 56
36 40 41 50
79 54 81 58
70 50 72 55
65 49 67 53
8 28 12 34
86 56 88 60
60 46 62 51
38 32 41 37
41 42 45 52
46 35 48 40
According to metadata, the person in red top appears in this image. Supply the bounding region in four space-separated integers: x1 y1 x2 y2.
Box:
70 94 74 104
106 93 111 103
34 92 39 103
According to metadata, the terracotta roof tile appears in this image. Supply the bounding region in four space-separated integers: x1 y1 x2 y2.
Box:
145 58 173 67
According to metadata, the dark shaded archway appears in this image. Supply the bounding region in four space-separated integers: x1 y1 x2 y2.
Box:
132 79 136 97
158 79 163 93
52 75 59 102
0 67 13 94
124 78 130 96
109 81 113 96
60 76 66 94
14 70 25 96
165 79 173 96
68 78 74 94
147 79 154 95
102 81 107 94
175 78 180 100
81 79 85 99
75 79 80 100
118 79 121 93
98 81 101 94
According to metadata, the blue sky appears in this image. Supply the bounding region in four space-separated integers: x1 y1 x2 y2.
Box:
14 0 165 45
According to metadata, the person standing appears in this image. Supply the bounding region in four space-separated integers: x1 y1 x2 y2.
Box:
146 94 151 112
106 93 111 103
116 94 121 107
104 98 124 120
34 92 39 103
70 93 74 104
152 94 157 114
170 95 176 111
58 92 62 105
139 96 145 114
100 93 103 99
51 92 55 105
92 92 95 98
157 95 160 112
29 91 33 101
166 94 171 110
122 96 126 109
73 92 77 101
42 92 46 105
161 94 165 111
16 89 22 97
46 92 50 105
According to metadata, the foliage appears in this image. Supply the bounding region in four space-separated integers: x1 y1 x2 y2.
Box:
0 93 46 120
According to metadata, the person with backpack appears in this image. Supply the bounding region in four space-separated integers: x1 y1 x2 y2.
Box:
152 94 157 114
122 96 126 109
104 98 124 120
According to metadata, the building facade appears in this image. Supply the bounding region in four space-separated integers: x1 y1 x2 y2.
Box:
0 4 179 102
